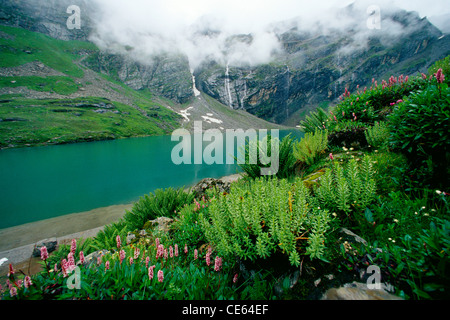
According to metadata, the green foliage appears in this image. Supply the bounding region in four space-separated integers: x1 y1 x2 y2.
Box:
0 76 79 95
123 187 195 232
365 121 390 150
91 220 128 252
298 107 329 134
428 55 450 85
388 83 450 188
236 134 297 179
315 156 377 224
293 129 328 166
200 178 332 266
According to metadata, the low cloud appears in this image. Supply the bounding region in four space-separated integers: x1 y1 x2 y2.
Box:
87 0 445 70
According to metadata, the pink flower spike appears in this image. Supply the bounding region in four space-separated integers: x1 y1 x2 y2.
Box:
329 153 334 160
129 257 133 265
24 276 32 288
155 238 160 248
169 246 174 258
214 256 222 272
10 287 17 297
105 261 110 270
40 246 49 261
157 270 164 283
80 251 85 264
145 256 150 268
119 250 126 264
206 252 211 266
175 244 179 257
148 266 154 280
134 247 140 260
8 264 15 276
233 274 239 284
194 249 198 260
116 235 122 249
70 239 77 254
184 244 188 254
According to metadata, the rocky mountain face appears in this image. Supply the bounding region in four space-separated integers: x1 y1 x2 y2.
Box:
1 1 449 124
0 0 95 41
195 9 450 124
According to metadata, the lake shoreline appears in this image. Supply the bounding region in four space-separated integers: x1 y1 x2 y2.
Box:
0 173 243 279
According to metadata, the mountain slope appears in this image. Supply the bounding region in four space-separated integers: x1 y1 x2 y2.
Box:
0 25 285 149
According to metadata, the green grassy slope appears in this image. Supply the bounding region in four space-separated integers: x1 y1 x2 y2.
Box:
0 25 182 149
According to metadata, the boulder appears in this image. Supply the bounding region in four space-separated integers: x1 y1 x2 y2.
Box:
321 282 403 300
191 178 231 199
80 250 110 267
146 217 174 234
32 238 57 257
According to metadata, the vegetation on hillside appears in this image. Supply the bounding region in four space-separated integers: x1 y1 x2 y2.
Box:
0 25 182 149
1 57 449 301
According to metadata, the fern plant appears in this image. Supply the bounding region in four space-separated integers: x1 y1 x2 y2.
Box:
293 129 329 166
123 187 195 232
315 156 377 223
299 107 329 133
199 178 332 266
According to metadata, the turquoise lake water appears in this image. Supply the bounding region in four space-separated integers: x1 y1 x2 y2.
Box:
0 130 303 229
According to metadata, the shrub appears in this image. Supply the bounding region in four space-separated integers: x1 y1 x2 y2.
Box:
123 187 195 232
314 156 377 225
388 83 450 188
236 134 297 179
199 178 332 266
293 129 328 166
298 107 330 133
365 121 390 150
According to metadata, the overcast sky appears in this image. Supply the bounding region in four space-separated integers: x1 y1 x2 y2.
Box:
90 0 450 68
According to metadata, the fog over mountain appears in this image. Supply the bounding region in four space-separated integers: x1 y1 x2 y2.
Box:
88 0 449 69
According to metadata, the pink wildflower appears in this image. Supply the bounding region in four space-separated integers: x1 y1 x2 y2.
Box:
148 266 155 280
40 246 48 261
119 250 126 264
145 256 150 268
164 249 168 260
175 244 179 257
24 275 32 288
206 252 211 266
422 73 427 80
8 264 15 276
134 247 140 260
184 244 188 254
97 256 102 265
156 244 164 259
329 153 334 160
61 259 68 277
10 287 17 297
70 239 77 254
79 251 85 264
214 256 222 272
17 280 23 289
67 252 76 272
157 270 164 283
169 246 174 258
436 68 445 84
233 274 239 284
129 257 133 265
194 249 198 260
155 238 160 248
116 235 122 249
105 261 110 270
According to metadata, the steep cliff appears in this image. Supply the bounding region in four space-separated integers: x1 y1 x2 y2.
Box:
195 9 450 124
